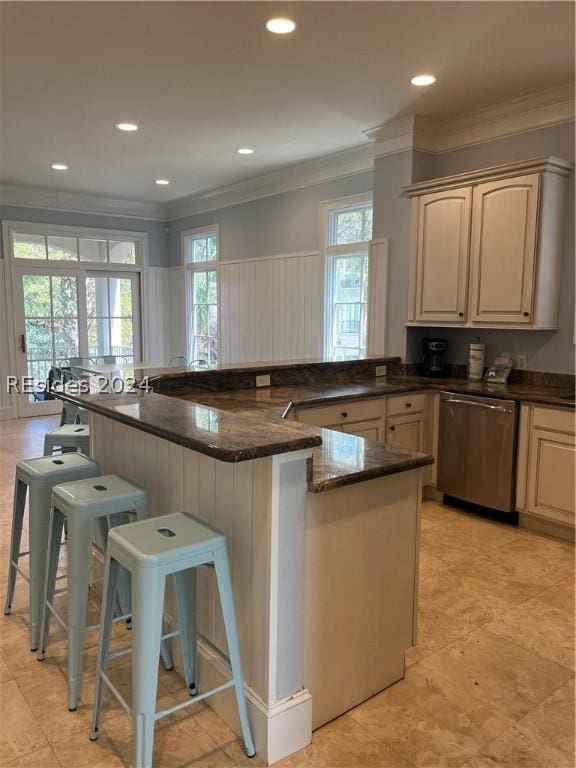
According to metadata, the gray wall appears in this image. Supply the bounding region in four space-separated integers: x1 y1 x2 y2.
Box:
167 172 373 267
373 122 575 374
0 205 169 267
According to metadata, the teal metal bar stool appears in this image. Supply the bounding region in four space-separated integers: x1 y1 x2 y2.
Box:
90 512 256 768
43 424 90 456
4 454 101 651
38 474 174 711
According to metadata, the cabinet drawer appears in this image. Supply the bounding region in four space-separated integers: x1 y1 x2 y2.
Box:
386 393 426 417
532 407 575 435
297 398 383 427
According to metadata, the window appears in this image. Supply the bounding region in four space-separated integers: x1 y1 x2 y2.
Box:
183 228 219 366
323 198 373 359
13 232 137 264
86 275 139 364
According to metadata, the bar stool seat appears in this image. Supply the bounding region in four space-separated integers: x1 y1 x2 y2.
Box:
4 454 101 651
38 475 173 711
91 511 256 768
44 424 90 456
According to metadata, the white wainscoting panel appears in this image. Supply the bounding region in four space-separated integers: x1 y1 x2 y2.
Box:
367 238 389 356
220 252 324 363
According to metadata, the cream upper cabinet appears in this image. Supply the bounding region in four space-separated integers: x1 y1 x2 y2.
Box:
405 157 570 329
413 188 472 323
469 174 539 325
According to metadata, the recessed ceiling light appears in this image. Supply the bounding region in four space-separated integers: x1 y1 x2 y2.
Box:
237 147 255 155
51 163 68 171
266 17 296 34
155 179 170 185
115 122 139 132
410 74 436 87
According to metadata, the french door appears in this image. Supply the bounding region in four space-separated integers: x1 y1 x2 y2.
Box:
14 266 140 417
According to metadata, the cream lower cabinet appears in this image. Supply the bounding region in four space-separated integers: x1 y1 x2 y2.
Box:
342 419 386 442
385 413 425 452
517 405 576 536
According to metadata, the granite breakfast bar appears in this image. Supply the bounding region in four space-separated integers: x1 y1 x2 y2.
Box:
58 360 433 764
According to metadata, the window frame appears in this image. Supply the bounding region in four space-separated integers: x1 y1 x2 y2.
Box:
181 224 220 366
320 194 373 359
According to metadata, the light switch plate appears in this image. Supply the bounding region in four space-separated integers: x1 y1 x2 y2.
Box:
375 365 387 377
255 374 271 388
516 354 527 370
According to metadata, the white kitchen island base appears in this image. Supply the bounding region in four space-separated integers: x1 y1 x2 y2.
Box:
89 412 422 764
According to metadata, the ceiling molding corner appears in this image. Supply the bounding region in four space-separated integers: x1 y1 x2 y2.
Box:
366 82 575 158
0 183 168 222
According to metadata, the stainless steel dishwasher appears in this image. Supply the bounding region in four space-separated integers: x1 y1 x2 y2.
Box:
437 392 518 513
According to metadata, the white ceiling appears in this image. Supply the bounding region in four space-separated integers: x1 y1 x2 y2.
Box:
1 1 574 204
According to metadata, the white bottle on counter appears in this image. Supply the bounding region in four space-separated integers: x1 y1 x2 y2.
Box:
468 339 485 381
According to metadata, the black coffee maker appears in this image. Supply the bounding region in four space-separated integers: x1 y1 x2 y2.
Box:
422 338 447 377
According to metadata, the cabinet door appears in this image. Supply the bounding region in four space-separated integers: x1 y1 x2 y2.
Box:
469 173 540 324
414 188 472 323
527 428 575 527
342 419 385 442
385 414 424 453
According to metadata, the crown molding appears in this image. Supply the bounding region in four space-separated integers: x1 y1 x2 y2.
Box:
167 143 375 221
366 82 575 158
0 183 168 221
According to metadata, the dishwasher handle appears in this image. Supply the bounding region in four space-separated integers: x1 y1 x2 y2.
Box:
442 397 512 414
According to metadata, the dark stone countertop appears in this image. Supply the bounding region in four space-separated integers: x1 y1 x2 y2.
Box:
56 389 323 463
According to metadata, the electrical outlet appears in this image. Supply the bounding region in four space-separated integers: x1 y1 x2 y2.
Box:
375 365 387 377
255 374 271 388
516 354 527 370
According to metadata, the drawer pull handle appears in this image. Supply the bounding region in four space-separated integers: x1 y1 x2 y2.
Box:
458 312 464 317
523 312 530 317
341 412 348 418
406 402 412 408
389 425 396 431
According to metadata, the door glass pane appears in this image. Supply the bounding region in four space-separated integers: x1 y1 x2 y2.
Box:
51 275 78 316
23 275 50 316
25 319 52 383
53 318 79 359
86 277 109 317
88 317 111 358
109 277 132 317
14 233 46 259
48 236 78 261
79 238 107 262
109 241 136 264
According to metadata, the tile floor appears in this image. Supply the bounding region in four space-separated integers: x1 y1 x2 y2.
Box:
0 416 574 768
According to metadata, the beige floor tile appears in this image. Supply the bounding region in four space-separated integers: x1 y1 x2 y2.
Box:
278 713 414 768
0 651 13 683
535 576 575 615
517 678 575 756
461 721 574 768
1 745 61 768
486 596 575 670
419 525 483 569
53 705 231 768
422 502 526 550
417 628 573 720
194 705 251 765
0 680 48 765
349 666 514 768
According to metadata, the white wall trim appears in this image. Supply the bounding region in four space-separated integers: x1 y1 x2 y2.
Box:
0 183 167 221
366 83 575 158
167 143 375 221
223 249 319 266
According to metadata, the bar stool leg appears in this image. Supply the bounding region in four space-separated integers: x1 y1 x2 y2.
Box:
173 567 197 694
66 515 95 710
4 479 27 616
37 506 64 660
213 549 256 757
28 484 52 651
91 554 121 740
132 567 166 768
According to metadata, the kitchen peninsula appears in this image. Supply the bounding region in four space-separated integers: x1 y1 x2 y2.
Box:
59 356 433 765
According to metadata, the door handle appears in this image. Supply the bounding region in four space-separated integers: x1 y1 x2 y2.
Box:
20 334 26 353
443 398 510 413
